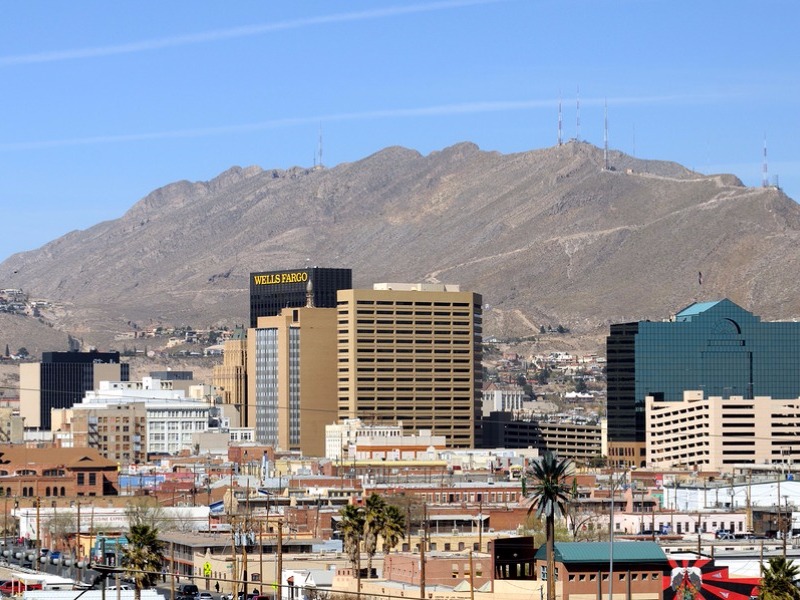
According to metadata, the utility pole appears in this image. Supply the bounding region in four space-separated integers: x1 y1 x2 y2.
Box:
277 520 283 599
35 497 40 572
468 551 475 600
608 469 616 600
420 504 427 600
170 542 175 600
477 499 483 552
783 495 789 558
231 518 239 600
76 502 81 566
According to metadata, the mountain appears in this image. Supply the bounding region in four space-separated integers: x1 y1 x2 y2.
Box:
1 141 799 354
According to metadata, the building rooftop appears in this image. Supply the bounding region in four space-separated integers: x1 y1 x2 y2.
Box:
675 300 724 319
535 541 666 563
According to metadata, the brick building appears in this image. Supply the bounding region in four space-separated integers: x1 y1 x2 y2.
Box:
0 446 119 498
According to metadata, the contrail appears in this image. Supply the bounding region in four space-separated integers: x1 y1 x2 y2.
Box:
0 94 728 151
0 0 505 66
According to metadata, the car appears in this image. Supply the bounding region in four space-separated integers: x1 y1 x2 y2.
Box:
0 580 43 594
198 592 214 600
715 529 733 539
176 583 200 600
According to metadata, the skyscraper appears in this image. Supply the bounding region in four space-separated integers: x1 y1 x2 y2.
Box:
247 305 338 456
336 283 483 448
606 299 800 467
19 350 129 430
249 267 351 327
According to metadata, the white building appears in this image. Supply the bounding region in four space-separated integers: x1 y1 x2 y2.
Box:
73 378 211 455
481 382 526 416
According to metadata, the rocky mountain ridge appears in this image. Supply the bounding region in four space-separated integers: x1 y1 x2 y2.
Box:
1 140 798 355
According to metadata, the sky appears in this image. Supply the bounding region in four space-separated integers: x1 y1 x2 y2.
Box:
0 0 798 262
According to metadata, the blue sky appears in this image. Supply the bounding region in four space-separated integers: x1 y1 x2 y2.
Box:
0 0 797 262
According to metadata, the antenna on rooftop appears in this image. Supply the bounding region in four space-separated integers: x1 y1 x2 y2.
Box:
576 86 581 142
762 135 768 188
558 93 563 146
603 98 609 171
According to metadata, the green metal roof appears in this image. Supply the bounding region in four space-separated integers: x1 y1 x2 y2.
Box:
535 542 666 564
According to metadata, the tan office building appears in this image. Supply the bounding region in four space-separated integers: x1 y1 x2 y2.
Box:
647 390 800 472
247 306 338 457
336 284 482 448
212 329 248 427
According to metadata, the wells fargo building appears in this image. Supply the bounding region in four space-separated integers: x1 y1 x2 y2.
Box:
249 267 352 327
336 284 483 448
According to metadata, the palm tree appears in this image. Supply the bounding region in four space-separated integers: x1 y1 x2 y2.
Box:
380 505 407 553
527 452 573 600
759 556 800 600
121 524 165 600
363 493 387 579
338 503 365 573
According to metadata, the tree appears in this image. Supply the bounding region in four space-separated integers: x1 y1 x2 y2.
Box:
121 524 165 600
125 498 169 531
380 504 406 553
759 556 800 600
363 494 387 578
338 495 407 581
338 504 365 572
536 367 551 385
527 452 573 600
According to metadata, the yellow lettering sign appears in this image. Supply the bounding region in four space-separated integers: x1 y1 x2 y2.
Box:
253 271 309 286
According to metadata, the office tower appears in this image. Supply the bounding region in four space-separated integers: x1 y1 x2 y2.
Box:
212 327 248 427
249 267 351 327
247 304 338 456
336 283 483 448
19 350 129 430
606 299 800 468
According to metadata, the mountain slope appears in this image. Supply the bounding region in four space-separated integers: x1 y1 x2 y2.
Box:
1 141 798 352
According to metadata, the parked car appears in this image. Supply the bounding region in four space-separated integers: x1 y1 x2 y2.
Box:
0 580 43 594
176 583 200 600
715 529 734 540
198 592 214 600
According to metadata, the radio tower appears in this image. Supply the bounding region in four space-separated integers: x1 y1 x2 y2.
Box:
762 135 768 188
558 95 563 146
603 98 609 170
576 86 581 142
318 124 324 168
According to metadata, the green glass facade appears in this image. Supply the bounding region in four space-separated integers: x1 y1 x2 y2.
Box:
607 299 800 444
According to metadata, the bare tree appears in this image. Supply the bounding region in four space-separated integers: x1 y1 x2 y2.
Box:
126 498 169 531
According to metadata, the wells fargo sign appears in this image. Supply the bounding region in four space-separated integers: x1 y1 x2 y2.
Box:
253 271 309 285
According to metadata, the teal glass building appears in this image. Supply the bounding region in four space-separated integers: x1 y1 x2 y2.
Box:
606 299 800 461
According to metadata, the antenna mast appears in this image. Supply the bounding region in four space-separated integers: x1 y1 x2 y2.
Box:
762 135 768 188
318 123 324 169
576 85 581 142
558 94 563 146
603 99 609 170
